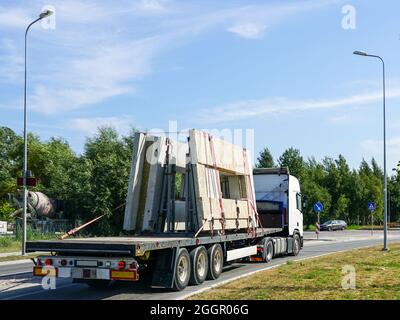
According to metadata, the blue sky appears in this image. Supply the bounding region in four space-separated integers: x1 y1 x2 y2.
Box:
1 0 400 172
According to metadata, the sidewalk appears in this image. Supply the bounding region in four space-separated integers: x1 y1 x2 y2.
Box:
0 252 21 258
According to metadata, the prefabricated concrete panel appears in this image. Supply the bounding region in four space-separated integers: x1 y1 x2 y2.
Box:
123 132 147 231
189 129 247 174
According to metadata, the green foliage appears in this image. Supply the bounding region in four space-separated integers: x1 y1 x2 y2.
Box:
256 147 275 168
278 147 304 179
0 200 14 221
258 147 395 225
0 125 135 236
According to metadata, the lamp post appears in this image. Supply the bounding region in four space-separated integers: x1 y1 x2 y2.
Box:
353 50 388 251
22 9 53 256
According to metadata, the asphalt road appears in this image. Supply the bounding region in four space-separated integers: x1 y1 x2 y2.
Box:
1 230 399 300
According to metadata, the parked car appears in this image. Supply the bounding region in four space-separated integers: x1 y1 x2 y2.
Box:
320 220 347 231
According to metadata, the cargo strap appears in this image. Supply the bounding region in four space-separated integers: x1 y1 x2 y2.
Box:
242 149 262 236
60 202 126 240
209 134 225 235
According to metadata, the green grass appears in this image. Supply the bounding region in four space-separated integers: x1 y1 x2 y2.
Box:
0 228 58 255
190 243 400 300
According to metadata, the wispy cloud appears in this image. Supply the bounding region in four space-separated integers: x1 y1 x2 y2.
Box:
198 89 400 124
227 22 266 39
0 0 338 115
68 115 134 135
361 137 400 170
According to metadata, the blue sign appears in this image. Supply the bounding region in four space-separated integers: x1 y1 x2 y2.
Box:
368 202 376 211
313 202 324 213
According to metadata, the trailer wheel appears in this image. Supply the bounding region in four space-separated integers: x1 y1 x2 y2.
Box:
291 233 301 256
207 244 223 280
189 246 208 285
173 248 191 291
262 239 274 262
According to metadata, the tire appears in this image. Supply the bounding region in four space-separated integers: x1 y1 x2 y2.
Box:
189 246 209 285
85 279 111 288
291 233 301 256
207 244 224 280
261 238 274 262
173 248 191 291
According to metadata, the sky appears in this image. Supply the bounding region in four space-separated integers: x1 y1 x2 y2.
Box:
1 0 400 172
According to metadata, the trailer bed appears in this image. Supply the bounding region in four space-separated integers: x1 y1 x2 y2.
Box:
26 228 281 256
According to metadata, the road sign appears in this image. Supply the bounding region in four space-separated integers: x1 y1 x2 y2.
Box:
313 202 324 213
367 202 376 211
17 177 37 187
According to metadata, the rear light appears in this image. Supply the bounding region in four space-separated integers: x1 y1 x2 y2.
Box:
33 266 58 277
37 259 43 266
118 261 126 269
45 259 53 266
60 259 67 266
110 269 138 281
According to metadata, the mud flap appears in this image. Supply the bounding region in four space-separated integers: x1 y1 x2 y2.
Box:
151 248 177 288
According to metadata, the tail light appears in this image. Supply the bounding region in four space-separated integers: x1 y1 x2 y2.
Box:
118 261 126 269
60 259 67 266
45 259 53 266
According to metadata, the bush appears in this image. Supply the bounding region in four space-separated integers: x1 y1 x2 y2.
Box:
0 235 14 248
0 200 14 222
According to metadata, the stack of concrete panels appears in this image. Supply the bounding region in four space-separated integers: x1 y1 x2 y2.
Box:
188 130 257 233
123 129 258 234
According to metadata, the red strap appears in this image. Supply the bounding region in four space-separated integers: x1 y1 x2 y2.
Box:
209 134 225 234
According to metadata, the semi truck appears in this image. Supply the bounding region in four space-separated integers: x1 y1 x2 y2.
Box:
27 132 303 291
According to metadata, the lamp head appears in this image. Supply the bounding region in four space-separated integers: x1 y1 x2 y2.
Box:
39 10 53 19
353 50 368 56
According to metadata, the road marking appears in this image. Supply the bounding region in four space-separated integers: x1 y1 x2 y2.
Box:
1 282 77 300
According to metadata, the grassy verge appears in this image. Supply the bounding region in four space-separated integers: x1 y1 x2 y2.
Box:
0 253 41 263
190 243 400 300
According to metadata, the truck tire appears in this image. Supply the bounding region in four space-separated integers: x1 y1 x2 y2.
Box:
262 238 274 262
173 248 191 291
291 233 301 256
189 246 209 285
206 244 223 280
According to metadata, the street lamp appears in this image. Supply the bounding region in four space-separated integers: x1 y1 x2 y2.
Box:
22 9 53 256
353 50 388 251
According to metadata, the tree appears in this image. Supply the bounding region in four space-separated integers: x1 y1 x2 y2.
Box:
0 127 20 197
278 147 304 179
65 127 134 235
256 147 275 168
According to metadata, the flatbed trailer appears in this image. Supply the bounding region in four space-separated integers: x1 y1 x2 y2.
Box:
26 226 301 290
26 228 281 255
27 136 304 291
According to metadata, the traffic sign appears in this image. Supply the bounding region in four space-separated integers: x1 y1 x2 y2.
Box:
313 202 324 213
367 202 376 211
17 177 37 187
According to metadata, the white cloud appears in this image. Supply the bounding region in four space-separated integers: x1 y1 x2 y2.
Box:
0 7 31 28
0 0 339 115
198 89 400 124
227 22 266 39
69 116 134 135
361 137 400 171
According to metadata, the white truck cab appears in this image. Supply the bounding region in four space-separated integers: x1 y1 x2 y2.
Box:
253 167 303 240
